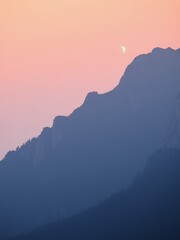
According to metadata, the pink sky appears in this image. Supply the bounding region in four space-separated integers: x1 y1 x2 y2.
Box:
0 0 180 159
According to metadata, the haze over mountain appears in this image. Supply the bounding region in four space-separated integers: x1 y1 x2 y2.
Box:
0 47 180 239
12 148 180 240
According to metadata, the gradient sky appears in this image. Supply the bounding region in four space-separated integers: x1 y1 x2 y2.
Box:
0 0 180 159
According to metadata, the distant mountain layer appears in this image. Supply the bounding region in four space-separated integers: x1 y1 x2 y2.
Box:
0 47 180 239
12 149 180 240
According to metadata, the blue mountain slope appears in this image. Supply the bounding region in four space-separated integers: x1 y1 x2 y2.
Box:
0 47 180 239
12 148 180 240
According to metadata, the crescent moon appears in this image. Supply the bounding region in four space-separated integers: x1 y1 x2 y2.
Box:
121 46 126 54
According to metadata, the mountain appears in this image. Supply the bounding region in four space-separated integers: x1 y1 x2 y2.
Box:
12 148 180 240
0 47 180 239
166 93 180 148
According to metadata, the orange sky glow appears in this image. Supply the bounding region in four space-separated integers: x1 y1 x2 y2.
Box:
0 0 180 159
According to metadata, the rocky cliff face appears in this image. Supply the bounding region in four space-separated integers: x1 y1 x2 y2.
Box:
9 117 65 164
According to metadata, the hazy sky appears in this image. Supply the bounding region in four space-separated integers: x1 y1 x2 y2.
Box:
0 0 179 159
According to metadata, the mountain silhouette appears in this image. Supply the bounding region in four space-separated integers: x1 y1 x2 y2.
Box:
11 148 180 240
0 47 180 239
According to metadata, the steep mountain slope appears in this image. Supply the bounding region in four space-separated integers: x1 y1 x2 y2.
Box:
12 148 180 240
0 47 180 239
166 93 180 148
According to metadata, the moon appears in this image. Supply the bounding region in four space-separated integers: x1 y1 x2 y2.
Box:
121 46 126 54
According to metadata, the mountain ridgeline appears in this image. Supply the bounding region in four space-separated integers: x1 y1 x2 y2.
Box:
0 47 180 239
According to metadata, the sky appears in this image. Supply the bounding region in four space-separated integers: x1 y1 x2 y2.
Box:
0 0 180 159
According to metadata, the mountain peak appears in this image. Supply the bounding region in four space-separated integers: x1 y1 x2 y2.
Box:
151 47 176 54
53 115 68 127
84 91 99 104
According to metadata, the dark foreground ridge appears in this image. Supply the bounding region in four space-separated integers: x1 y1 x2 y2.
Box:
12 148 180 240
